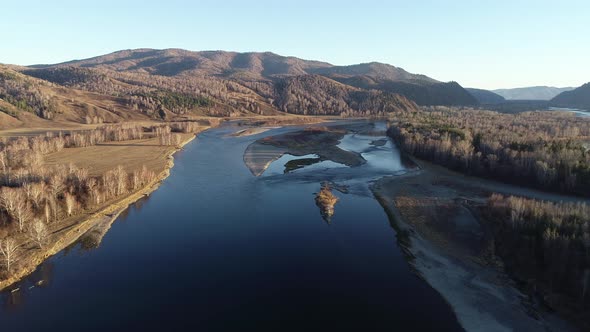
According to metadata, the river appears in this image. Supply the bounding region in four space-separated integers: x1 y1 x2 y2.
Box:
0 121 462 331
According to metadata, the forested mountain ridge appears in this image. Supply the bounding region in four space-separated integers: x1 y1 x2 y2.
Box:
20 48 475 109
30 49 430 82
465 88 506 104
551 83 590 110
1 48 506 129
274 75 419 116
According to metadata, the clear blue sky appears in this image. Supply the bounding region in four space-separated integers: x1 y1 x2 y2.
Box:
1 0 589 89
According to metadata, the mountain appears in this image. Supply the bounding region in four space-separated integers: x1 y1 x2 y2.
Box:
2 48 486 129
493 86 574 100
27 49 476 106
550 83 590 110
465 88 505 104
31 49 333 79
30 49 429 82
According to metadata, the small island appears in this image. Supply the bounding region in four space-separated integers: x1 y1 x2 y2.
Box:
315 183 339 224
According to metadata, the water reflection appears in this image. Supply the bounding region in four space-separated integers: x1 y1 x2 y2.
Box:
2 262 54 312
0 120 463 331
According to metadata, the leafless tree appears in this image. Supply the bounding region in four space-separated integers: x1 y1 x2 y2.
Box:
64 193 77 217
0 187 18 216
13 200 33 232
28 219 49 249
0 149 7 174
113 165 128 197
0 238 20 274
23 182 44 209
44 201 51 224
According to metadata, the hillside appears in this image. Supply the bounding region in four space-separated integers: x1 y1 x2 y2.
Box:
0 65 156 130
30 49 334 79
465 88 505 104
275 75 419 116
493 86 574 100
2 48 476 129
310 62 438 83
26 49 476 105
550 83 590 110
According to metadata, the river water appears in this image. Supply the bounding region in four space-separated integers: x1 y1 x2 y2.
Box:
0 121 462 331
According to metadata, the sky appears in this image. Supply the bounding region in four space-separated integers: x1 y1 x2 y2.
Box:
1 0 589 90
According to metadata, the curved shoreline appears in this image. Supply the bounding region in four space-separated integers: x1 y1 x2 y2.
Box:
371 170 576 332
0 134 197 292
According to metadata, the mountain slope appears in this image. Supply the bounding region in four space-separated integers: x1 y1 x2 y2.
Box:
27 49 476 107
550 83 590 110
3 49 427 128
493 86 574 100
310 62 438 83
466 88 506 104
31 48 334 79
275 75 419 116
316 74 476 106
0 65 158 129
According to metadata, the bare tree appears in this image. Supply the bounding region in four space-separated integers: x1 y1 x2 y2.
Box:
64 193 77 217
102 170 117 199
113 165 128 196
13 200 33 232
28 219 49 249
0 149 7 174
131 169 141 191
86 178 102 205
0 238 20 274
0 187 18 216
23 182 45 209
44 201 51 224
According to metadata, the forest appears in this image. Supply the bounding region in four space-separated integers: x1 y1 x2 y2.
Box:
486 194 590 314
388 107 590 196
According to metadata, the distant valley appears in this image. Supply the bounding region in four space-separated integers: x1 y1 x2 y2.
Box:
493 86 574 100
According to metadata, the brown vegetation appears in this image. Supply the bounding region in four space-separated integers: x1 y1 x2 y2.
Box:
388 107 590 196
486 194 590 326
0 121 204 280
315 183 339 224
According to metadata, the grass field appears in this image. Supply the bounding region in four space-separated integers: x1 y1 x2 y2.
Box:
43 133 196 176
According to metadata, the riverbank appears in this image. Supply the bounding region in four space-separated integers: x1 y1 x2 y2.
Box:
0 132 200 292
371 157 578 331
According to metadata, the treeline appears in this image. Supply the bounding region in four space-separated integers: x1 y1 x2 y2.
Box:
0 123 196 186
388 107 590 196
0 163 157 275
486 194 590 312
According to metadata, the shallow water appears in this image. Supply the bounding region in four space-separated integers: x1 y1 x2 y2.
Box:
549 107 590 117
0 121 462 331
263 153 348 176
